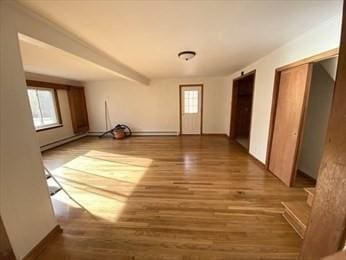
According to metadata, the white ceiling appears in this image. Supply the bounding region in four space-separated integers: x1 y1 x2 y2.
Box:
19 0 342 80
19 35 120 82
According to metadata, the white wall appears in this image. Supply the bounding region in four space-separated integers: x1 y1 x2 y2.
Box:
85 77 230 135
0 3 57 259
25 73 80 148
224 15 342 163
320 57 338 80
298 63 335 179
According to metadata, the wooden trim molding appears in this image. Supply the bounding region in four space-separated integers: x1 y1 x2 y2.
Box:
202 133 228 137
179 84 204 135
26 80 71 90
23 225 62 260
277 48 338 72
232 69 257 82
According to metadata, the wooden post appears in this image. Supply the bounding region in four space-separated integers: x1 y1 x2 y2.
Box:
300 3 346 259
0 216 15 260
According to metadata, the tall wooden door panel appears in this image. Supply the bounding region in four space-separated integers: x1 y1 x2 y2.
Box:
269 64 312 186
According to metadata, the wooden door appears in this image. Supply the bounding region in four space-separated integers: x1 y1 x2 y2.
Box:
235 84 253 137
180 86 202 135
230 72 255 140
268 64 312 186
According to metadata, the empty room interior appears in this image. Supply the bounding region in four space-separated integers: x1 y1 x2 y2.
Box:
1 1 346 260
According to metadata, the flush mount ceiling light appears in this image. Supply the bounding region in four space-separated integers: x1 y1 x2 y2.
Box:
178 51 196 61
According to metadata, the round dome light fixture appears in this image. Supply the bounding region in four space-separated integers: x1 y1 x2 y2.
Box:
178 51 196 61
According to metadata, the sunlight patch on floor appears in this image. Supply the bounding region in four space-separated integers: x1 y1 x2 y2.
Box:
50 150 152 222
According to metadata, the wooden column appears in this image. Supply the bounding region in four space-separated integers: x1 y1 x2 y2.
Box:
0 216 15 260
300 3 346 259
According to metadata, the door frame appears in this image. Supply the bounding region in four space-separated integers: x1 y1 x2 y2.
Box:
229 70 256 150
265 48 339 183
179 84 204 135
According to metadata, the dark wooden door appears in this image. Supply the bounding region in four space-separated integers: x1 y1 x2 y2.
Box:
235 95 252 137
230 73 255 140
268 64 312 186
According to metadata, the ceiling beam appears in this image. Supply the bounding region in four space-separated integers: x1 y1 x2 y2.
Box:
6 1 150 85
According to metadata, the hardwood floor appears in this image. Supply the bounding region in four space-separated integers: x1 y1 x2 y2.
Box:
39 136 314 260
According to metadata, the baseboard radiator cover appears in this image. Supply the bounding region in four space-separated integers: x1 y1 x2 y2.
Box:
88 131 180 136
40 133 88 151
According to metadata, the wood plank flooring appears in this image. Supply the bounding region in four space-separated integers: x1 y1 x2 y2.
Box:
38 136 313 260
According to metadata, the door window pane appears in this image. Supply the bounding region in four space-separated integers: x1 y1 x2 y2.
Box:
184 90 198 113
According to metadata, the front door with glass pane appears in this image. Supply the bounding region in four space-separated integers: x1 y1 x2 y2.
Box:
180 85 202 135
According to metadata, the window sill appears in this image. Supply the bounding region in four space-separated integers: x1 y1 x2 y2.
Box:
36 124 63 132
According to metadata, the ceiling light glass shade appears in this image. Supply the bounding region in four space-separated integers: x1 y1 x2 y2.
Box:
178 51 196 61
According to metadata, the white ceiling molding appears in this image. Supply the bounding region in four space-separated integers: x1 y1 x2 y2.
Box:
7 1 150 85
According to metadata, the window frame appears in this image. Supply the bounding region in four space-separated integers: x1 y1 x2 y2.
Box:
26 80 64 132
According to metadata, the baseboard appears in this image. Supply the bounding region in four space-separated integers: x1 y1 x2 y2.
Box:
202 133 228 137
88 131 179 136
40 134 87 151
297 169 317 183
88 131 229 137
248 153 266 168
23 225 62 260
231 139 266 168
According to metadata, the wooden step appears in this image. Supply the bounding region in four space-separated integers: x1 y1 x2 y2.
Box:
282 201 311 239
304 187 315 207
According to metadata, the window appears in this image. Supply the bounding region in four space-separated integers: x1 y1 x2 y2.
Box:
27 87 61 130
184 90 199 113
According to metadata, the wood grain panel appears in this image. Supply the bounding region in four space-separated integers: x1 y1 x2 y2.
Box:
0 216 15 260
68 86 89 134
268 64 312 186
300 4 346 258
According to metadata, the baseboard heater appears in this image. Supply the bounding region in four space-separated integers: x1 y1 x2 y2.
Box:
40 133 87 152
88 131 179 136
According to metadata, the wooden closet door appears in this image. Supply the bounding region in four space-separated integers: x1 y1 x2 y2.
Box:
268 64 312 186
